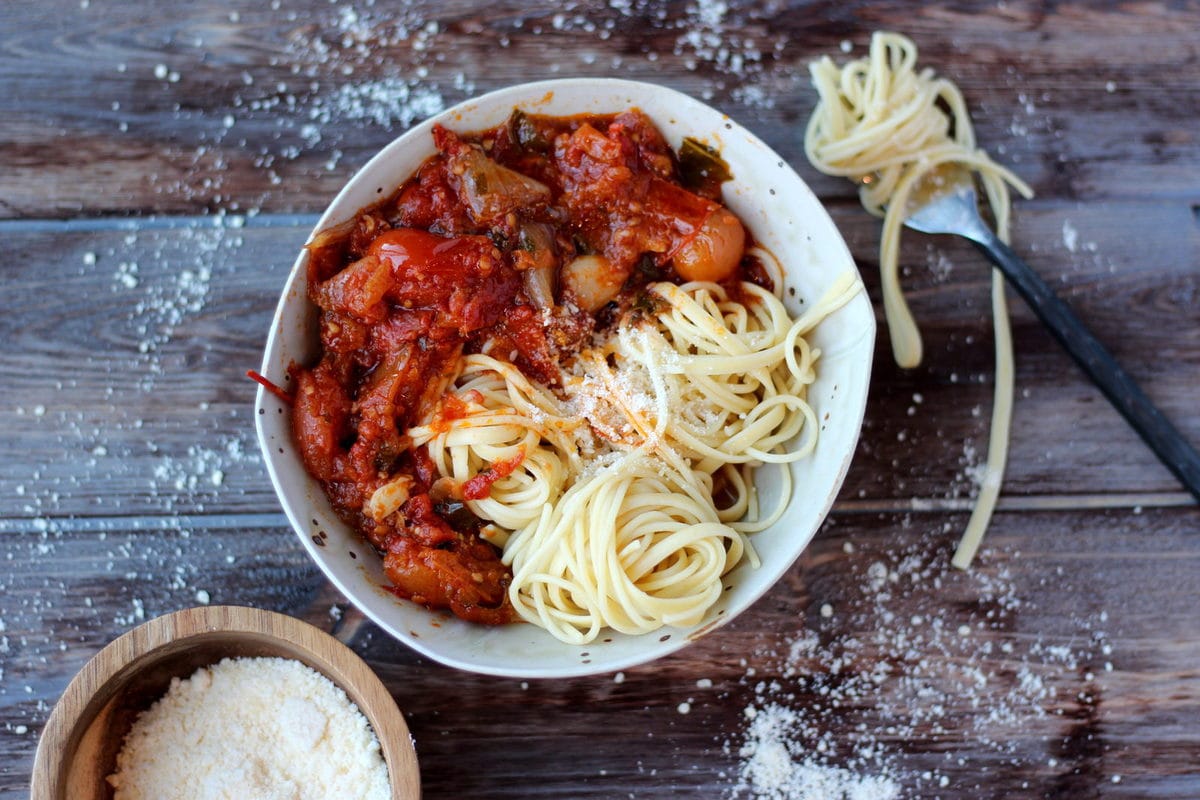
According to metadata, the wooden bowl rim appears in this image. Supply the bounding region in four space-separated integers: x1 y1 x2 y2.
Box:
31 605 420 800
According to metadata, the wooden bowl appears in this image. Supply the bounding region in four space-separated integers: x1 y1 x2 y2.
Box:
31 605 420 800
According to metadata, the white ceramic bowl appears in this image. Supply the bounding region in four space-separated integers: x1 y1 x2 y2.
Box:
255 78 874 678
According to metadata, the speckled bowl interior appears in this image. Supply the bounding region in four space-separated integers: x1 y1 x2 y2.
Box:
255 78 875 678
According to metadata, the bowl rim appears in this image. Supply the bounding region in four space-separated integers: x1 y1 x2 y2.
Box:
255 77 874 678
31 605 420 800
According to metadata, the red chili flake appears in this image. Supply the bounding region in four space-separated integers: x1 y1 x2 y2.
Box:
246 369 293 405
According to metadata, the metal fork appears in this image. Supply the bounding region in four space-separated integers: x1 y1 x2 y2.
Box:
904 164 1200 502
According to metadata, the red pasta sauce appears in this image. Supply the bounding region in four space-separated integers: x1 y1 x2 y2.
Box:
291 109 769 625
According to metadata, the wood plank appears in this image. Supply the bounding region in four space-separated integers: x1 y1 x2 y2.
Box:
2 507 1197 798
2 197 1196 522
1 220 284 520
1 1 1199 217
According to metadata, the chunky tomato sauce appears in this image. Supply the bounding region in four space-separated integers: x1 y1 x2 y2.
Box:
292 109 767 624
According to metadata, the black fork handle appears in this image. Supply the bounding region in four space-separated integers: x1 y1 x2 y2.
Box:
968 230 1200 503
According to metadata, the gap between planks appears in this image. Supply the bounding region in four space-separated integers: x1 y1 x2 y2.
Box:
0 493 1194 535
837 491 1196 513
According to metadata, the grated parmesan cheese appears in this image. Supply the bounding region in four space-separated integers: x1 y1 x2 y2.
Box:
108 656 390 800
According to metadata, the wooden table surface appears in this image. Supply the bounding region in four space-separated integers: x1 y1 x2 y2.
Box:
3 1 1199 797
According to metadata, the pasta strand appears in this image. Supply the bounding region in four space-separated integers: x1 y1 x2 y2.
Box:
805 31 1034 568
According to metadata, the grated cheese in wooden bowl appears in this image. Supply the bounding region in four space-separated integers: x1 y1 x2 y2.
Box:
107 656 390 800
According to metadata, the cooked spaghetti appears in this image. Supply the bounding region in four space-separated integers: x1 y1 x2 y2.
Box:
292 109 857 642
805 31 1033 567
411 270 860 643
